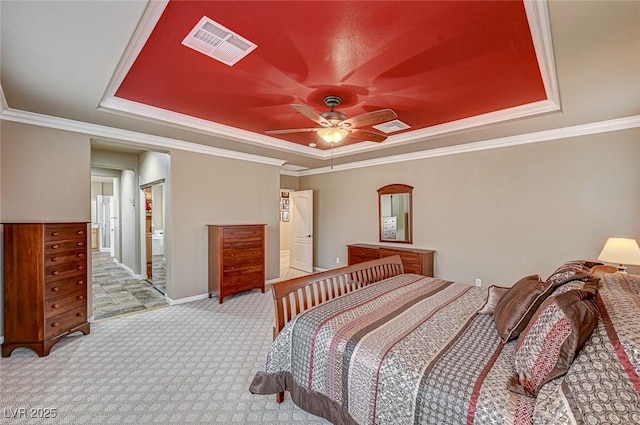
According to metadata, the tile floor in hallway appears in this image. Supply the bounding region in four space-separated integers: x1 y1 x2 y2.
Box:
92 251 168 320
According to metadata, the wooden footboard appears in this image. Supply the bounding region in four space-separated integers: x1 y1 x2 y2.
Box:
269 255 404 402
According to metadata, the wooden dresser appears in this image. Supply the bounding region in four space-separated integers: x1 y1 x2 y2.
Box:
347 243 435 277
208 224 266 303
2 222 90 357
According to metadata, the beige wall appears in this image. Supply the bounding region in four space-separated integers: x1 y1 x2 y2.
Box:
1 122 90 222
0 122 282 340
170 150 280 300
300 129 640 286
280 174 299 191
1 121 92 336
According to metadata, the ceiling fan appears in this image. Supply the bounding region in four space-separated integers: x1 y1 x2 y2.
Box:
266 96 397 145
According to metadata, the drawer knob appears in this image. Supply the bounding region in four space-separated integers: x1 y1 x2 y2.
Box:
51 257 58 262
52 232 59 236
77 295 84 300
76 312 83 317
230 232 235 235
52 244 59 249
51 322 59 328
77 280 84 285
77 242 84 246
78 266 84 270
77 253 84 258
230 254 234 257
52 304 59 309
52 271 60 275
77 230 84 235
52 287 60 292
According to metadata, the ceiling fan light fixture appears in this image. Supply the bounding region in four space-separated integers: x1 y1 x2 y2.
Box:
318 127 348 144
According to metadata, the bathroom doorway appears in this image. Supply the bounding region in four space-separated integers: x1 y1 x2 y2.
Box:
141 180 166 295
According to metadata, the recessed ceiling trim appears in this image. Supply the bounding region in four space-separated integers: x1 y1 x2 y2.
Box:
524 0 560 105
328 99 560 159
294 115 640 176
0 84 8 112
0 108 286 167
99 96 324 158
100 0 170 104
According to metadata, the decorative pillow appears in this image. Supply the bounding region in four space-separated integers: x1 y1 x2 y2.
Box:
550 276 600 297
545 261 595 289
477 285 509 315
494 275 553 342
509 288 600 397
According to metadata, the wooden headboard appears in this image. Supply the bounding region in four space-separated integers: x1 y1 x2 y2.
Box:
268 255 404 403
270 255 404 337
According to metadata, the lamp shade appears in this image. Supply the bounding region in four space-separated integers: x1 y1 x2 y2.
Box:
597 237 640 267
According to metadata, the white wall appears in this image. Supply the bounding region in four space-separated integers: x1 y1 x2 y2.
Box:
300 129 640 286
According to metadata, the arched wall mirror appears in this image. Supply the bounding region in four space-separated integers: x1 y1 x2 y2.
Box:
378 184 413 244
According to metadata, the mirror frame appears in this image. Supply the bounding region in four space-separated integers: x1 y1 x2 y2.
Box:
377 183 413 244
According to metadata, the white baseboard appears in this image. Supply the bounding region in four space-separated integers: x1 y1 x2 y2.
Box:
314 267 328 272
165 293 209 305
88 315 95 323
0 336 4 345
114 260 144 279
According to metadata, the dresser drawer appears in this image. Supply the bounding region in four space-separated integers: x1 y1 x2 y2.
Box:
45 275 87 299
45 289 87 318
45 239 87 253
45 261 86 282
222 226 263 240
348 247 379 264
223 248 263 267
45 249 86 267
44 225 87 242
223 263 264 275
222 271 264 290
222 238 262 249
45 305 87 339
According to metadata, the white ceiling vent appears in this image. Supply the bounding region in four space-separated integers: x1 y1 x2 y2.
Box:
182 16 257 66
373 119 411 134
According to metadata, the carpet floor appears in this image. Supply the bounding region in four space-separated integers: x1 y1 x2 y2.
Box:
0 291 329 424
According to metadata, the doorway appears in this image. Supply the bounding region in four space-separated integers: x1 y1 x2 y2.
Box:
141 180 166 295
279 189 313 279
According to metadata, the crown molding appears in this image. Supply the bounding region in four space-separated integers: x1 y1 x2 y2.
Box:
0 108 286 167
328 99 560 158
297 115 640 176
524 0 560 105
0 84 8 112
99 96 320 158
100 0 170 103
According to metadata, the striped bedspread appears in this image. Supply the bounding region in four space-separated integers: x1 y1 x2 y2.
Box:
250 274 536 425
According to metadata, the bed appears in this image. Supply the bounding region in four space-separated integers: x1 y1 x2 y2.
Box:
249 256 640 424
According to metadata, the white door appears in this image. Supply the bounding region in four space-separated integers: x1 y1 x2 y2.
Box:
290 190 314 273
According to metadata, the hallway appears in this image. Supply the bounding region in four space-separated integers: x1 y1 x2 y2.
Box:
92 252 168 320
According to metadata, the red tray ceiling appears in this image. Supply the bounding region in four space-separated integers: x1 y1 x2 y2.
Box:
116 1 546 149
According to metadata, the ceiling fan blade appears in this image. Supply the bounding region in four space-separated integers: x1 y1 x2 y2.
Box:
290 104 331 127
266 128 320 135
340 109 397 129
348 129 388 143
